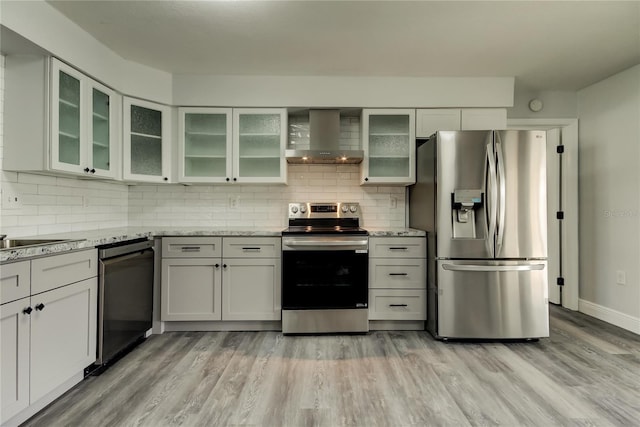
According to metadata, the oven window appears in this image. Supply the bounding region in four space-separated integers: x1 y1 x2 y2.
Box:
282 250 368 309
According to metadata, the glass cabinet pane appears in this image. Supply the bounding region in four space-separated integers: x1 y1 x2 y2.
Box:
368 115 410 178
184 113 227 178
131 105 161 137
58 71 81 165
92 88 110 171
238 113 281 177
130 105 162 176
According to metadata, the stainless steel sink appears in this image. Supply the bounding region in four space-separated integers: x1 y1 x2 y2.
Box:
0 239 72 250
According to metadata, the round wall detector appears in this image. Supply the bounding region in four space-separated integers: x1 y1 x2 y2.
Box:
528 98 543 112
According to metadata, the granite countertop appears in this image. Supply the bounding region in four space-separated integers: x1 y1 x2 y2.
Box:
0 226 425 262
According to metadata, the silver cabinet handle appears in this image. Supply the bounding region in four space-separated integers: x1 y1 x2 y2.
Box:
389 304 408 307
181 247 201 252
242 247 261 252
389 247 408 250
389 273 408 276
442 264 545 272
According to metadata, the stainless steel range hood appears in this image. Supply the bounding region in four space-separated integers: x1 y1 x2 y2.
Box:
286 110 363 164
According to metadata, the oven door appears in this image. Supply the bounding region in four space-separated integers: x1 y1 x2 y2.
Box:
282 236 368 310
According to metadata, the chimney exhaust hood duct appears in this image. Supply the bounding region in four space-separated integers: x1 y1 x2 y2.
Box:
285 110 363 164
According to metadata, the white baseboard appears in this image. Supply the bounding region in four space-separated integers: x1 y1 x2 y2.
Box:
579 299 640 334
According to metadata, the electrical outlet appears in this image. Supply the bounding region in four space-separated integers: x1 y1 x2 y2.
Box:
83 196 90 208
390 196 397 209
2 191 22 209
228 195 239 209
616 270 626 286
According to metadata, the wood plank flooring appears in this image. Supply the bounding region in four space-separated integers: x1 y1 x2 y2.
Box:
24 305 640 426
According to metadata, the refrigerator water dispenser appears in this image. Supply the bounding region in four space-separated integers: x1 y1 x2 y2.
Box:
451 189 483 238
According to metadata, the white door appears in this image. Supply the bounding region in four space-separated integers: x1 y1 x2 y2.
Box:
222 258 281 321
30 279 97 402
507 119 579 310
1 298 30 423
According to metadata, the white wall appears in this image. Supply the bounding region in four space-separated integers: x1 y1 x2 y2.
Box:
508 84 578 119
577 64 640 331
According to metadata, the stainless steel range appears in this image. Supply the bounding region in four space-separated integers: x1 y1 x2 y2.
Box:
282 202 369 334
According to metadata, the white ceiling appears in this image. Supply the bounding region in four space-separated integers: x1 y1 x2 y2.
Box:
46 0 640 91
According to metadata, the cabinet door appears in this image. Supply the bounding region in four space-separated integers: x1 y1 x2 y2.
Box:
233 108 287 184
161 258 222 321
30 278 97 403
123 97 172 183
178 107 233 183
415 108 461 137
361 109 415 185
460 108 507 130
1 298 30 423
50 59 86 174
87 80 119 179
222 258 281 321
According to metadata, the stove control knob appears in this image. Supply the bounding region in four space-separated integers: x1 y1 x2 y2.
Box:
349 205 358 213
291 205 299 214
341 205 349 213
299 205 307 213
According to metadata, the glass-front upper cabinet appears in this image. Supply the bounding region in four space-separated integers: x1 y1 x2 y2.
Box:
50 59 118 179
232 108 287 184
361 109 415 185
123 97 172 183
178 108 232 183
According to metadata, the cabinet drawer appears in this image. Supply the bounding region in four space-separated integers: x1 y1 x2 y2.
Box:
369 258 426 289
223 237 281 258
162 237 222 258
1 261 31 304
369 237 426 258
31 249 97 295
369 289 426 320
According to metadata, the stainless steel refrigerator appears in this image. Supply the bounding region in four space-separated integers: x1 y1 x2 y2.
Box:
409 130 549 339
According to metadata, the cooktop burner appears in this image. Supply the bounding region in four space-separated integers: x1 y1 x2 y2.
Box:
282 226 368 235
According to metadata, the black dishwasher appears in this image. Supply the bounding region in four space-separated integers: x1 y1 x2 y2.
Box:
90 238 154 373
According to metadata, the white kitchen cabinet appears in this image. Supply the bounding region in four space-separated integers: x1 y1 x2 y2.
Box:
3 56 120 179
160 236 281 322
361 109 416 185
29 278 97 403
0 249 98 426
0 297 31 423
415 108 507 138
123 97 172 183
232 108 287 184
368 236 427 321
161 237 223 321
221 237 282 321
178 107 233 183
0 261 31 305
161 258 223 321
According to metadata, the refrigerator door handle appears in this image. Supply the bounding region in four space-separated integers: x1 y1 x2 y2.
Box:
485 142 497 255
442 264 545 272
495 138 507 256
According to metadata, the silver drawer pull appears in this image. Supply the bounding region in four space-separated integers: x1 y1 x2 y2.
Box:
242 247 261 251
181 247 201 252
389 247 408 250
389 273 408 276
389 304 408 307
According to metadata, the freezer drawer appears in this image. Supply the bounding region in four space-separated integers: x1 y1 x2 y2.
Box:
436 260 549 339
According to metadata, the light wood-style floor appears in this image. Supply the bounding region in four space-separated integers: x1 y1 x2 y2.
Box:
25 305 640 427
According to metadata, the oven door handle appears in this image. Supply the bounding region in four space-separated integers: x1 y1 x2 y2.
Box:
284 239 367 246
283 241 368 251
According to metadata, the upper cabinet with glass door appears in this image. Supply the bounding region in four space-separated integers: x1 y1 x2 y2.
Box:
178 108 232 183
50 59 118 179
123 97 172 183
361 109 415 185
232 108 287 184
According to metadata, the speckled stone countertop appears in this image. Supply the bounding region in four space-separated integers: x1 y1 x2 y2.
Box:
366 228 426 237
0 226 425 262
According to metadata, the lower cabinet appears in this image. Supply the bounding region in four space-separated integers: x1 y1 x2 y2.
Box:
1 249 98 425
30 279 97 402
161 237 281 322
368 236 427 321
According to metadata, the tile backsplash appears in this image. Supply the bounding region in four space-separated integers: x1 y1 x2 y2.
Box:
0 55 406 237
